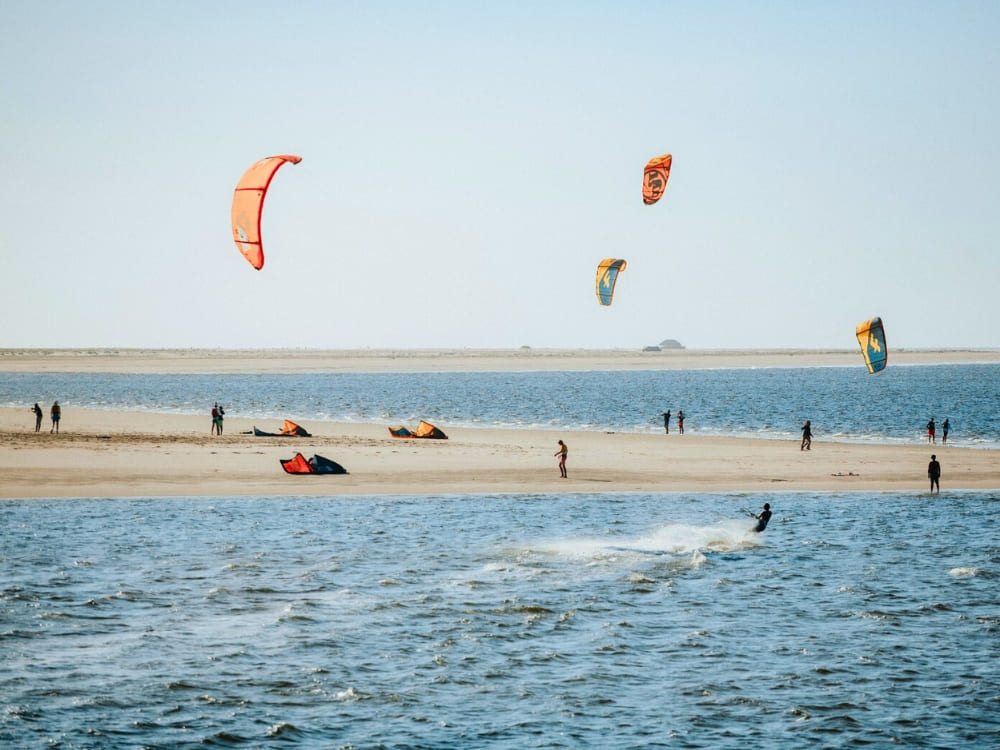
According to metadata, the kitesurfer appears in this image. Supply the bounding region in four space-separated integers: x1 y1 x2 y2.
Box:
752 503 772 533
800 420 812 451
928 454 941 493
555 440 568 478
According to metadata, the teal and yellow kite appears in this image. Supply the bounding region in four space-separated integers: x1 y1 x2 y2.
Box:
856 317 887 373
596 259 627 306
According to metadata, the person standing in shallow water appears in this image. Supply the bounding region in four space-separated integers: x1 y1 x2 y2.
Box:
554 440 568 478
800 420 812 451
928 454 941 493
677 410 684 434
942 418 949 444
927 417 936 444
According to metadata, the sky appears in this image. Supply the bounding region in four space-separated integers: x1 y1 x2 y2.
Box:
2 1 998 351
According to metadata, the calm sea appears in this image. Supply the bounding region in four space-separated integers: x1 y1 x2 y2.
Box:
2 491 998 748
2 362 999 445
2 364 998 747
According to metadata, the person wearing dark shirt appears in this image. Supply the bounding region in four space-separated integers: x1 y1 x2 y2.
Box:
752 503 772 532
928 454 941 493
800 420 812 451
661 410 670 434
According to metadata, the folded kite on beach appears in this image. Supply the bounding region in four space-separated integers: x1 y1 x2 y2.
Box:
280 453 348 475
250 420 312 437
388 421 448 439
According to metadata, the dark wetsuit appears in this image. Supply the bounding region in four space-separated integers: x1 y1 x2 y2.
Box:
753 509 772 533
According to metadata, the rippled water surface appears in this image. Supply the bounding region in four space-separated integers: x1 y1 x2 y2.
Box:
3 363 1000 446
3 491 998 748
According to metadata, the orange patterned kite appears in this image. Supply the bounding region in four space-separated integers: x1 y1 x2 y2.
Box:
642 153 672 206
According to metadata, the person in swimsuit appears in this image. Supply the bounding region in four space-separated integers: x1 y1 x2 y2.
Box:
800 420 812 451
661 410 670 434
927 417 936 444
942 418 949 444
677 410 684 434
554 440 568 478
752 503 772 532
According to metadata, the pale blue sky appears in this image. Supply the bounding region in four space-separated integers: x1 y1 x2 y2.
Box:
2 1 998 350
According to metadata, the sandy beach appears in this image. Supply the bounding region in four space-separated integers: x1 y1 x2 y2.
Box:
3 348 998 499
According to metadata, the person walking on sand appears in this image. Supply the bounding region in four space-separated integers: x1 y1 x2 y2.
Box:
942 418 949 444
661 410 671 434
800 420 812 451
751 503 772 532
555 440 568 478
677 410 684 434
50 401 61 433
927 417 936 444
31 402 43 432
928 454 941 493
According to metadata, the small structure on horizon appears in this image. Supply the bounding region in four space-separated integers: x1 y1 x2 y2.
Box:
659 339 685 350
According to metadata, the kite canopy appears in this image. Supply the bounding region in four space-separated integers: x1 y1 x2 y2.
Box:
642 153 672 205
231 154 302 270
280 453 348 474
252 420 312 437
596 258 627 306
856 317 888 373
388 421 448 439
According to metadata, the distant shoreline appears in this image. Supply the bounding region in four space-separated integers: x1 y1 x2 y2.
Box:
2 347 998 374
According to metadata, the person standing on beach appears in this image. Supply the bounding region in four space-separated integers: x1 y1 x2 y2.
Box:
677 410 684 434
661 410 670 434
555 440 568 478
31 402 43 432
217 405 225 435
800 420 812 451
927 417 936 444
942 418 949 444
928 454 941 492
50 401 61 433
211 404 220 435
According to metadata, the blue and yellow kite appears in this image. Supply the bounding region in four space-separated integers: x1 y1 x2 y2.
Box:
596 259 627 306
856 317 887 373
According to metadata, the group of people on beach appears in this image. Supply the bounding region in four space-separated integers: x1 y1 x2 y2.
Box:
30 401 60 433
660 409 684 434
801 418 945 491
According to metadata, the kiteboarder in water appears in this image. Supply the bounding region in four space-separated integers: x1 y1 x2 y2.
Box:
752 503 772 533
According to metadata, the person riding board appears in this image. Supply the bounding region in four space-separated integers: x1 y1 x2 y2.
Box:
751 503 772 532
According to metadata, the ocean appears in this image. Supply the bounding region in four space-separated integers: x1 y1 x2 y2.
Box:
1 363 998 747
2 491 998 748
